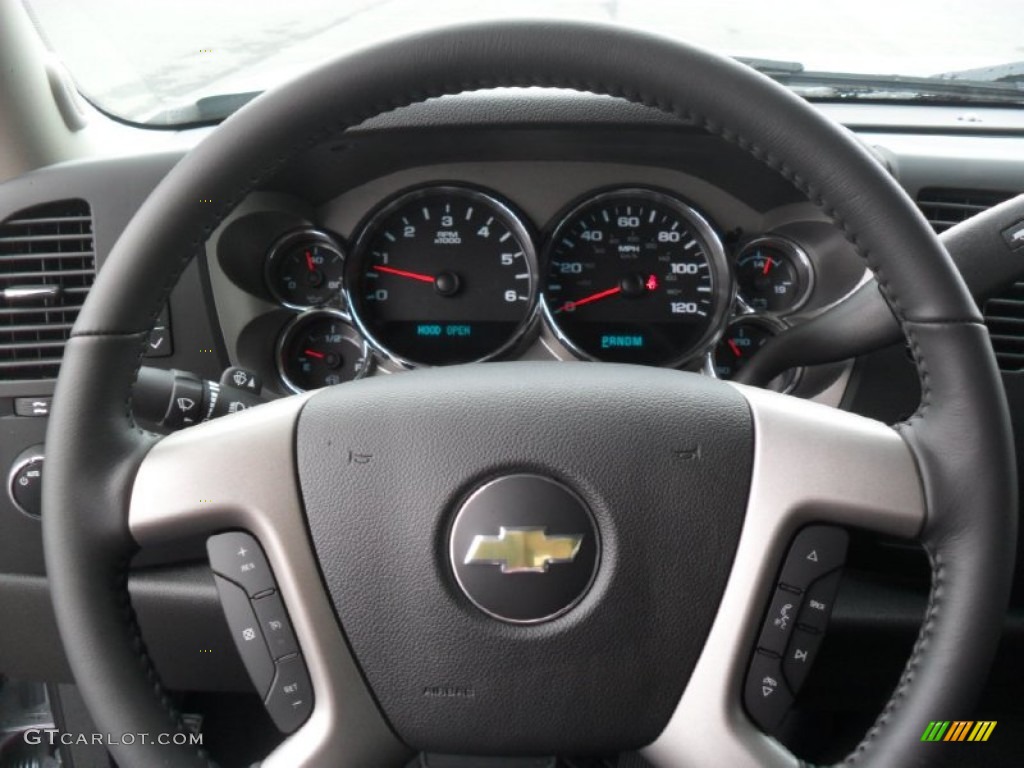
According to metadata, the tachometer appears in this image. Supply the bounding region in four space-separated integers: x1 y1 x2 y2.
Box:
346 186 537 366
540 188 730 366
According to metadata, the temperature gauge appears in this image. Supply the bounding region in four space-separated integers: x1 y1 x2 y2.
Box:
277 310 371 393
734 236 813 315
709 318 800 393
266 230 346 310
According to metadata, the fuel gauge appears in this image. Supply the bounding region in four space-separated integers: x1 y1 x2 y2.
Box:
277 310 371 393
734 236 813 315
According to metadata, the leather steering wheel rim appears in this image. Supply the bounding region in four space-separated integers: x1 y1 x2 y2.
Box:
42 20 1015 768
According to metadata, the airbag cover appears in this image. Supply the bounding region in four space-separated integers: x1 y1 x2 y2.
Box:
296 362 752 754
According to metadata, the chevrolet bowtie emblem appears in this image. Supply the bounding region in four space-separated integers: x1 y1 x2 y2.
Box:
464 527 584 573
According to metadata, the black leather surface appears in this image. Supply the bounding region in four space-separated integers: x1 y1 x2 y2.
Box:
0 566 251 691
844 322 1017 767
216 210 311 301
734 281 901 386
944 194 1024 303
42 19 1015 768
353 89 695 131
736 193 1024 386
297 363 752 753
42 335 213 767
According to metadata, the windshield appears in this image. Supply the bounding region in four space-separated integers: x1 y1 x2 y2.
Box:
24 0 1024 125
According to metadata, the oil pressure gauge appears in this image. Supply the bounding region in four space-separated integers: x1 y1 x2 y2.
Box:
708 317 800 394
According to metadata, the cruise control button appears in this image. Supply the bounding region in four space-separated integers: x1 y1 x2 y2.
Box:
797 569 842 633
265 654 313 733
756 586 801 656
779 526 849 591
744 650 793 733
212 575 274 697
207 531 275 597
783 626 824 693
252 591 299 660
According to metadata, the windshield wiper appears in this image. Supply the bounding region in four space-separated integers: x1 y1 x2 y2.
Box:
733 56 805 76
785 72 1024 104
736 58 1024 105
936 61 1024 86
142 91 262 127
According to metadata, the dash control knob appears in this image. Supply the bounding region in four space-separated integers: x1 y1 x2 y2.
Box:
8 446 44 518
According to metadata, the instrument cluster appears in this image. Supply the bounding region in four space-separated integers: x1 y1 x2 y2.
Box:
248 183 820 393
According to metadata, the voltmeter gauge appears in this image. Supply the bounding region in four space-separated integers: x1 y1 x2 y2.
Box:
734 236 813 315
277 310 371 393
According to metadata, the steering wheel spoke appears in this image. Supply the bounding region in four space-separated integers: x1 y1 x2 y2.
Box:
130 394 408 767
644 385 925 767
130 395 311 545
738 384 925 538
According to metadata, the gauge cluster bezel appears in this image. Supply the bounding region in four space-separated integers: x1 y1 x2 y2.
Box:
227 181 827 395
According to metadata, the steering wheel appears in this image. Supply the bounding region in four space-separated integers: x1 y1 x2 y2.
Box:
42 21 1016 768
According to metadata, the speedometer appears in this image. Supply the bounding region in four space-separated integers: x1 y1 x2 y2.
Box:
346 186 537 367
540 188 731 366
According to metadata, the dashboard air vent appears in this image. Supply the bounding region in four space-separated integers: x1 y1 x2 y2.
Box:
984 283 1024 372
0 200 95 380
916 187 1015 233
916 187 1022 371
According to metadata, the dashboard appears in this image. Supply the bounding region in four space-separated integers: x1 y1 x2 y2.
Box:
3 88 1024 766
210 156 865 404
3 91 1023 582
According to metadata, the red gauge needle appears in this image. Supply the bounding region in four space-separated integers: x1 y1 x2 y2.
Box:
559 285 622 313
728 339 742 357
373 264 435 284
304 349 326 359
305 250 316 272
761 257 774 275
